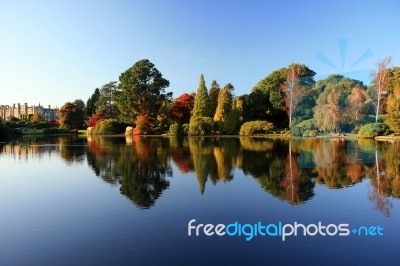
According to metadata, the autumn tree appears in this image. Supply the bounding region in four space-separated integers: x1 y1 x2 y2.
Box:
214 83 238 134
209 80 220 117
384 87 400 133
114 59 171 124
345 86 371 121
96 81 119 118
314 75 365 132
370 57 392 123
31 112 45 124
171 93 195 124
59 102 85 129
314 89 340 132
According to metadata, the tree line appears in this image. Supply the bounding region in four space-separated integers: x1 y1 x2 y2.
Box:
58 57 400 136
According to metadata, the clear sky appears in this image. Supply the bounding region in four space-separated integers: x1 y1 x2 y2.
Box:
1 0 399 108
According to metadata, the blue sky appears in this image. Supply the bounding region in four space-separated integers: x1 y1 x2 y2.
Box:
1 0 399 108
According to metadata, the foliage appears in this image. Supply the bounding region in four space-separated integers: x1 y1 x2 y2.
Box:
153 101 172 134
20 113 33 123
114 59 171 123
171 93 195 124
87 113 105 128
358 123 391 138
134 114 151 135
209 80 220 116
251 64 316 127
345 86 371 121
59 102 85 130
182 123 190 135
85 88 100 119
291 119 317 137
189 117 214 135
93 119 125 135
96 81 119 118
169 123 181 136
314 75 367 132
239 121 274 135
73 99 85 110
214 83 239 134
31 112 45 124
384 88 400 133
191 74 212 118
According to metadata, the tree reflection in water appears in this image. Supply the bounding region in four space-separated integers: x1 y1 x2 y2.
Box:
3 135 399 213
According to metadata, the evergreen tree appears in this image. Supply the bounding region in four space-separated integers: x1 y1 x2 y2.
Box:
209 80 220 116
96 81 119 118
191 74 212 118
114 59 171 124
85 88 100 119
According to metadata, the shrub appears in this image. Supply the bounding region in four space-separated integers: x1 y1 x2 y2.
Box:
93 119 125 135
291 119 317 137
189 117 214 135
87 113 105 127
239 121 274 135
87 127 94 135
358 123 391 139
169 123 181 136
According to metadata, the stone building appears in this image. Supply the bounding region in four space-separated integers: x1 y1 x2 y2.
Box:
0 103 58 122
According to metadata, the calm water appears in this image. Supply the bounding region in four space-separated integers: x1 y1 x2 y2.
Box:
1 136 399 265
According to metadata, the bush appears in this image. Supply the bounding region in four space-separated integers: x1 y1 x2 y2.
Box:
87 113 105 128
239 121 274 135
189 117 214 135
93 119 125 135
182 123 190 135
358 123 391 139
291 119 317 137
169 123 181 136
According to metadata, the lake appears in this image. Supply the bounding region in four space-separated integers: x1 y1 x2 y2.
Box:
1 136 399 265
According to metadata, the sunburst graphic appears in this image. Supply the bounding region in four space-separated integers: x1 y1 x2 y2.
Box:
315 39 373 84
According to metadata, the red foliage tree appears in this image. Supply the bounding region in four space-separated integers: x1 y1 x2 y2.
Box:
171 93 195 124
87 113 105 127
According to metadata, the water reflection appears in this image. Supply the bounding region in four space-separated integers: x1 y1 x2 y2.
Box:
1 136 399 212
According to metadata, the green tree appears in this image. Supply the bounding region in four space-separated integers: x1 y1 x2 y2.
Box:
251 64 316 127
191 74 212 118
59 102 85 129
189 74 212 135
209 80 220 116
114 59 171 124
86 88 100 118
96 81 119 118
73 99 85 110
